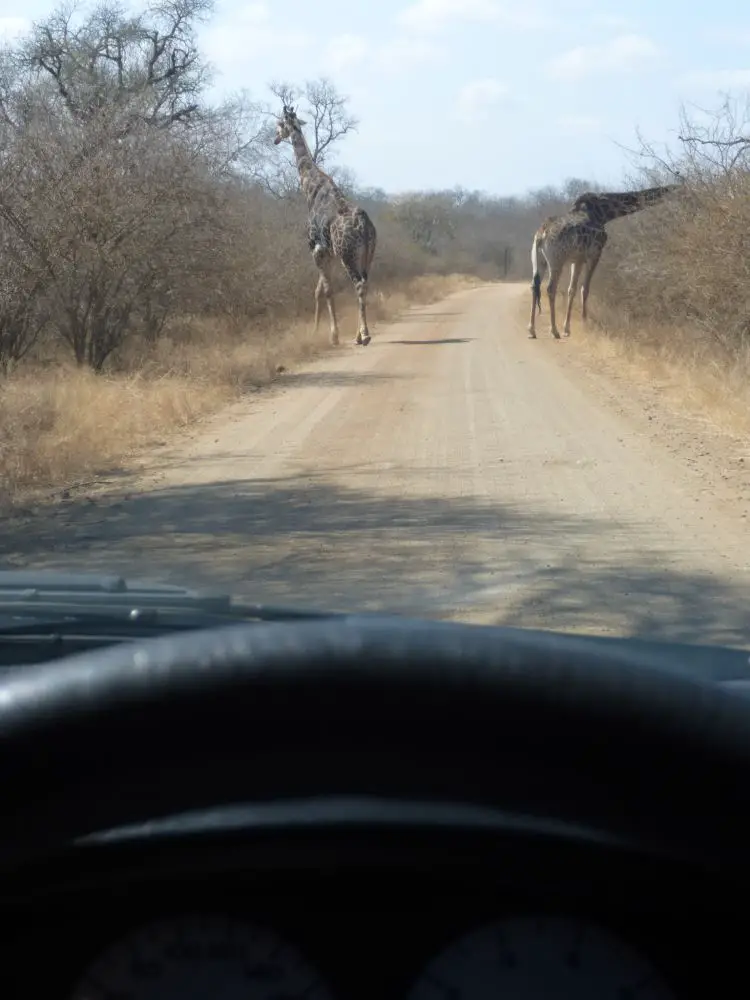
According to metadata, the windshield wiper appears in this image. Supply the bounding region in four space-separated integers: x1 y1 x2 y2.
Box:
0 569 338 640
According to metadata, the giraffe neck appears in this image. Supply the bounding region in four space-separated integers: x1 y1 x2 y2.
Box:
288 128 316 188
288 127 344 212
592 186 675 225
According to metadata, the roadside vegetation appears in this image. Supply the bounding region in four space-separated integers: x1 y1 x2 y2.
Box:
567 99 750 433
0 0 594 504
8 0 743 503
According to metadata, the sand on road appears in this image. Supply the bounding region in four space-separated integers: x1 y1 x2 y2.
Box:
3 282 749 645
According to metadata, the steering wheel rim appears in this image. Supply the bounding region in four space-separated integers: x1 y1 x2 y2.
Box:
1 616 749 864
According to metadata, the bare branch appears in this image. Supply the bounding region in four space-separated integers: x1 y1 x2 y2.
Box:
254 76 358 198
303 77 358 162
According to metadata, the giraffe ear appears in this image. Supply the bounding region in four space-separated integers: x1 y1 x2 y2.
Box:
296 116 307 127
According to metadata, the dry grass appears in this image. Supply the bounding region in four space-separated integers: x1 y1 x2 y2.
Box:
0 273 477 507
520 287 750 439
572 159 750 436
584 306 750 438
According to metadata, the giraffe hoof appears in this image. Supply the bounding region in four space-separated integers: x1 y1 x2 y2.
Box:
562 330 571 338
551 330 561 340
528 330 537 339
360 334 371 347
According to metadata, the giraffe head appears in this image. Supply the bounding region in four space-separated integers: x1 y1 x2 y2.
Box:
274 104 307 145
570 192 598 214
571 185 679 224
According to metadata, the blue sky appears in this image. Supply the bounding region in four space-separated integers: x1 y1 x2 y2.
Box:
2 0 750 195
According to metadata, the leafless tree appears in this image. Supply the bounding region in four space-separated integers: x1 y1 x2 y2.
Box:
582 93 750 358
19 0 212 130
248 76 359 199
0 0 273 369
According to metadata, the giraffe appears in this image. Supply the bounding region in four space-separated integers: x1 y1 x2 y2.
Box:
274 104 377 347
527 185 679 340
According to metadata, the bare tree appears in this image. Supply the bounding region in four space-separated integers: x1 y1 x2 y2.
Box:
582 93 750 357
388 193 457 257
19 0 213 130
0 1 267 370
675 96 750 186
0 107 224 368
273 77 358 161
622 96 750 185
8 1 264 172
249 76 358 199
0 261 49 375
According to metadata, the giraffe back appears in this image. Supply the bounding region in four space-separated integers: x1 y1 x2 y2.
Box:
537 210 608 263
330 206 377 277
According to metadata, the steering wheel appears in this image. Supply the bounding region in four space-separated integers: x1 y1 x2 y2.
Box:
1 617 749 866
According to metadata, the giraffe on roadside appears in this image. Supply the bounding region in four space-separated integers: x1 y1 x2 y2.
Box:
274 104 377 347
527 185 680 340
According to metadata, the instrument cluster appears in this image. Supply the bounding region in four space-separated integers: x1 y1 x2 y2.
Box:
66 910 677 999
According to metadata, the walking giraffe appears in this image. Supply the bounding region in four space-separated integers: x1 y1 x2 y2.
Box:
528 185 679 340
274 104 377 347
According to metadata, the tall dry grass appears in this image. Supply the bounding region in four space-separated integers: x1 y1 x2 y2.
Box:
0 274 475 505
524 287 750 439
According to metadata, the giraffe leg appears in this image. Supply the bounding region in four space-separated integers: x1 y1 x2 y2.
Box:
355 276 370 346
313 273 324 332
528 268 540 340
341 255 371 346
580 248 603 323
528 289 538 338
546 263 563 339
312 249 339 345
528 272 541 339
528 247 548 339
563 260 581 337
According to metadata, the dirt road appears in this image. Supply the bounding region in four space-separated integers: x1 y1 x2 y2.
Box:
3 282 750 645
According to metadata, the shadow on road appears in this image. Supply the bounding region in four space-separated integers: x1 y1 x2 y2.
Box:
3 469 748 648
388 310 463 323
390 338 474 346
275 370 408 389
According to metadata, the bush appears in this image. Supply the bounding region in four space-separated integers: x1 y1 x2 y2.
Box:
590 98 750 371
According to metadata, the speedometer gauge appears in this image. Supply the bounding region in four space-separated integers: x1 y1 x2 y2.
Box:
406 916 675 1000
69 913 334 1000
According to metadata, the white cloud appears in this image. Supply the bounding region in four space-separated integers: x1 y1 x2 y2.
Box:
202 2 309 69
399 0 497 31
397 0 548 33
677 69 750 91
375 34 443 74
703 27 750 46
546 33 659 81
556 114 601 135
325 34 369 74
593 13 633 29
454 77 509 121
225 1 269 27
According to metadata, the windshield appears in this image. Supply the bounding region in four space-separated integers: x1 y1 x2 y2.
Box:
0 1 748 650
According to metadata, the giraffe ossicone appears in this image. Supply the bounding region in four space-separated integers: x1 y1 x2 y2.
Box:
275 105 377 348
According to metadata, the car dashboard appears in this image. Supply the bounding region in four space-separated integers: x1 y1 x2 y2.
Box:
1 813 741 998
1 594 750 1000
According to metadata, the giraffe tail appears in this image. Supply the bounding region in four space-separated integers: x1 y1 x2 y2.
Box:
531 233 543 314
